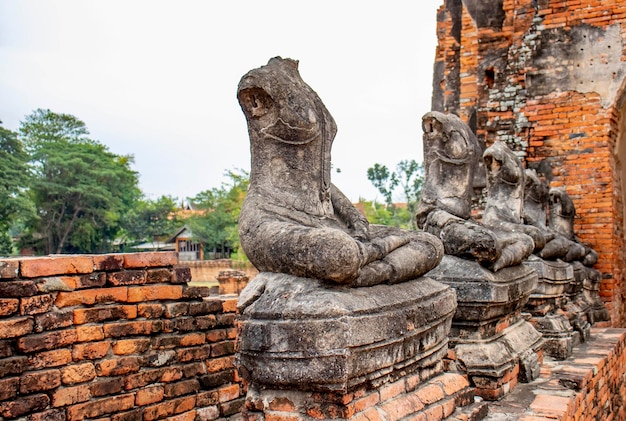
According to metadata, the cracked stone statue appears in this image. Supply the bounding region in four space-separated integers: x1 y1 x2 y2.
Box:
236 57 443 287
416 111 535 271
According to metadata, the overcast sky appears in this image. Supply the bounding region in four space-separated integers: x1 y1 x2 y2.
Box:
0 1 442 203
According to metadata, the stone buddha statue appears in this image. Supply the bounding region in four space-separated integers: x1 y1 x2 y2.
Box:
416 111 535 271
237 57 443 287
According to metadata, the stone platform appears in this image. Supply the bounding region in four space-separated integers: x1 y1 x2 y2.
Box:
426 256 543 399
237 272 458 392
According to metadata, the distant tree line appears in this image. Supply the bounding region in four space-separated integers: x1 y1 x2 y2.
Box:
0 108 424 258
0 109 246 257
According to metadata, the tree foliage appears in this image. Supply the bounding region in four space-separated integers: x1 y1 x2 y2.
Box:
120 195 180 246
366 159 425 228
18 109 140 254
0 123 31 254
186 170 249 260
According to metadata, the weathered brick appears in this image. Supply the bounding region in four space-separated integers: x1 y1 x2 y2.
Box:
211 340 235 357
0 298 19 316
20 294 54 315
216 313 236 327
28 349 73 369
0 356 28 377
195 315 217 330
34 309 74 333
61 362 97 384
51 383 91 407
145 350 176 367
220 397 245 417
0 377 18 401
20 255 93 278
108 270 148 286
0 259 19 278
0 280 39 297
141 396 195 421
199 370 235 389
0 340 11 358
90 377 124 397
172 267 192 284
76 325 105 342
195 406 219 421
222 298 238 313
72 272 107 289
206 356 235 373
177 345 211 362
0 316 32 339
93 254 124 271
135 385 164 406
189 299 222 316
123 252 177 268
96 356 140 376
196 390 219 407
218 384 241 403
20 369 62 393
17 328 77 353
0 394 49 418
147 268 173 284
163 379 200 398
66 393 135 420
111 408 143 421
163 317 194 332
72 342 111 361
73 304 138 324
55 287 128 308
138 303 163 319
112 338 151 355
127 285 183 302
181 362 206 378
181 285 211 299
103 320 154 338
125 368 166 390
26 408 65 421
164 302 189 318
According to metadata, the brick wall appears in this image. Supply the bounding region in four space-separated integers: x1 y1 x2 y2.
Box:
178 260 258 284
488 328 626 420
433 0 626 325
0 252 243 421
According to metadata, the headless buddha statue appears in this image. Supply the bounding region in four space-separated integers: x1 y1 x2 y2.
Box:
237 57 443 287
416 112 535 271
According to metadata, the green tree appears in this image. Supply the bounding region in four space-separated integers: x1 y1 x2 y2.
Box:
366 159 424 228
120 195 180 246
19 109 140 254
186 170 249 260
0 122 32 255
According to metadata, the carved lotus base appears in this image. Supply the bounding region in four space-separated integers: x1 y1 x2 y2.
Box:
523 255 573 298
451 318 543 400
236 272 457 392
530 313 575 360
426 256 542 398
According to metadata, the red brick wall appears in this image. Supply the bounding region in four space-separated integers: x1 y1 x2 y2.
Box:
433 0 626 325
0 252 243 421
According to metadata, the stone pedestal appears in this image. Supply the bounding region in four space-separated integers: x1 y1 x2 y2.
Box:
574 262 611 324
426 256 543 400
237 272 476 420
523 257 579 359
523 257 594 358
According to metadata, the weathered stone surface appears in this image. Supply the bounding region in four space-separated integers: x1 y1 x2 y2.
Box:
237 57 443 287
524 256 572 298
237 272 456 392
453 318 543 379
427 255 537 323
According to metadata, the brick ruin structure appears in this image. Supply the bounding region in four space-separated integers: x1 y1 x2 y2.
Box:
432 0 626 325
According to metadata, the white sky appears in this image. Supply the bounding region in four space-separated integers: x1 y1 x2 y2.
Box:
0 1 442 203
